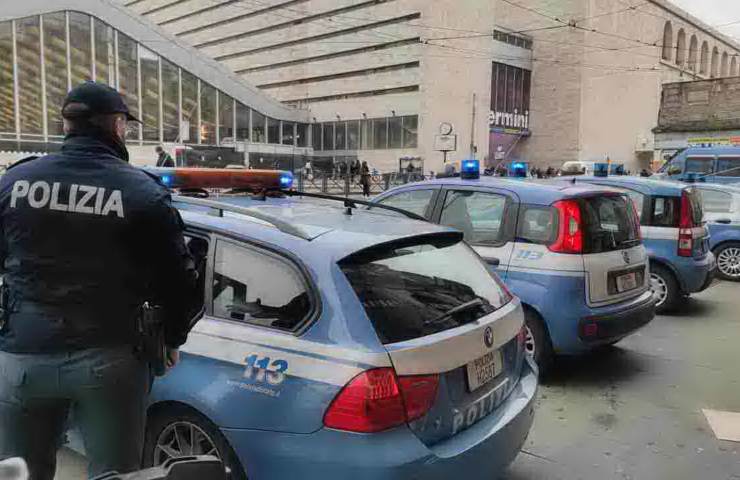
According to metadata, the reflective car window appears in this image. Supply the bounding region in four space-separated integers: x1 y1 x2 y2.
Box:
377 189 435 217
340 238 510 344
440 190 507 245
517 206 556 244
686 157 714 174
700 189 733 213
716 157 740 177
212 241 311 331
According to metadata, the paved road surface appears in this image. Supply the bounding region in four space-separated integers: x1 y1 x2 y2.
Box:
55 282 740 479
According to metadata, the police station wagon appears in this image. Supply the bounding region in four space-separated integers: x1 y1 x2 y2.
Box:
374 174 655 371
132 169 538 480
574 176 716 311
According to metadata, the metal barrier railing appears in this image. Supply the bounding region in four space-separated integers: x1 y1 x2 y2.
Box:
295 171 431 196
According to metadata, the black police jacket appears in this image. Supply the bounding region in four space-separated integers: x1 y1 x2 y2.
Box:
0 136 198 353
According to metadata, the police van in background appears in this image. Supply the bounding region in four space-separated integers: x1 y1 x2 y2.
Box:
657 146 740 185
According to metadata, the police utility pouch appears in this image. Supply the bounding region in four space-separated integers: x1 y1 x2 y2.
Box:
139 302 167 377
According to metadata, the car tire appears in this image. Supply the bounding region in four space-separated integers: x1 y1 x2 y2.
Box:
143 405 247 480
713 242 740 281
650 263 681 314
523 308 554 375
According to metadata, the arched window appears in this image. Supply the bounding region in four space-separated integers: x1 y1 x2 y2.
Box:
711 47 720 77
675 29 686 66
721 51 729 77
688 35 698 71
700 41 709 74
662 21 673 61
731 56 738 76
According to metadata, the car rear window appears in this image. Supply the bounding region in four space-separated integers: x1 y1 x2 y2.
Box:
580 195 641 254
339 234 511 344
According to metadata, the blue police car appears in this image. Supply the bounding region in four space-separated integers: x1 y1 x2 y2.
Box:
572 176 716 311
691 183 740 281
374 163 655 371
656 146 740 185
134 169 537 479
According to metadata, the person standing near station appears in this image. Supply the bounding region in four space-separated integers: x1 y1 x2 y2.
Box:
360 161 371 197
0 82 199 479
155 145 175 167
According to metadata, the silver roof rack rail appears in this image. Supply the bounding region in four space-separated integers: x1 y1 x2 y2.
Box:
173 196 312 240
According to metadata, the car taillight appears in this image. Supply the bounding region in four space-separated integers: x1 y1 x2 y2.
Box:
549 199 583 254
678 190 693 257
323 368 439 433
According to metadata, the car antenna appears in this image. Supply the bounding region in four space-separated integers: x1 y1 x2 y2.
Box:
571 177 577 184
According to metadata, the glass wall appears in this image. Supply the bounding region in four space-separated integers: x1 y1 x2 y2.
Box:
252 110 265 143
281 121 294 146
181 69 198 143
267 117 279 144
311 123 321 150
219 92 233 142
296 123 307 148
0 22 13 134
0 12 306 149
117 32 139 140
94 19 114 85
161 58 179 142
236 101 249 141
43 12 67 137
313 115 419 151
16 16 42 137
139 45 159 142
69 12 92 86
200 82 216 145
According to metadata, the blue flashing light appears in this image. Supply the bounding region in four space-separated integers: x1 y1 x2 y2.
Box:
279 172 294 189
160 174 174 187
509 161 528 178
461 159 480 179
594 163 609 177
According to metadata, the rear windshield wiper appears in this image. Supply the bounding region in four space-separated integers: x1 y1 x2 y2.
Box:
425 298 487 326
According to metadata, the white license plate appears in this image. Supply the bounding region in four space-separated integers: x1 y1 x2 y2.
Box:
466 350 503 392
616 272 638 292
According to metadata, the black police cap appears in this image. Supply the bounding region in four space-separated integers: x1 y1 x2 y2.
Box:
62 81 141 123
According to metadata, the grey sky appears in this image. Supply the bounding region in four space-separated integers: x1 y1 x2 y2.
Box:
668 0 740 40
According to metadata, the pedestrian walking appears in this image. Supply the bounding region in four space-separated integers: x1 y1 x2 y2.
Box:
360 161 371 197
0 82 200 479
155 146 175 167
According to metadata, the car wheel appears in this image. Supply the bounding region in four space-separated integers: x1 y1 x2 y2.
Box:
524 308 554 375
144 406 247 480
714 243 740 281
650 264 680 314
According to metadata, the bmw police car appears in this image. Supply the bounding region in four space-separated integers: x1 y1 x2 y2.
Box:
131 169 538 479
374 161 655 371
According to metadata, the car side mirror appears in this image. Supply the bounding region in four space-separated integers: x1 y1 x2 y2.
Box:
715 218 732 224
484 257 501 268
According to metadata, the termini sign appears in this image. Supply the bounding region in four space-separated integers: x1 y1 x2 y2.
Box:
489 109 530 131
490 62 532 133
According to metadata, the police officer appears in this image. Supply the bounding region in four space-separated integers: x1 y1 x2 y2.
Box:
0 82 199 479
155 146 175 168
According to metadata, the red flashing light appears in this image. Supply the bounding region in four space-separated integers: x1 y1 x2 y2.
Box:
323 368 439 433
549 199 583 254
147 167 293 191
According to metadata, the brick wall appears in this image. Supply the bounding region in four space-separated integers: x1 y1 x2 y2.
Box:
657 78 740 132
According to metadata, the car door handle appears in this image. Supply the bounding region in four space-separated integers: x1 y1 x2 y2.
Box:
483 257 501 268
715 218 732 224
